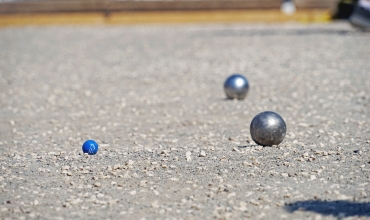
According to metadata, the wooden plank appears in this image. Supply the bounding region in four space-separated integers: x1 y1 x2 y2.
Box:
0 1 109 13
107 9 331 23
294 0 338 8
0 9 331 27
0 0 337 14
0 12 105 26
108 1 281 12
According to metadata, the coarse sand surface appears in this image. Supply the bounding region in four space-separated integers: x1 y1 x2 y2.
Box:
0 22 370 219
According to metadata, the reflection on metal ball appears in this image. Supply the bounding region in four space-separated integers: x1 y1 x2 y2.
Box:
250 111 287 146
224 74 249 100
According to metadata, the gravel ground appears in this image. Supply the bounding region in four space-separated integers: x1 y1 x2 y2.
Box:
0 22 369 220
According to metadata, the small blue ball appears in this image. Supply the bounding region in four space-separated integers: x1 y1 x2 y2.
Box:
82 140 98 155
224 74 249 100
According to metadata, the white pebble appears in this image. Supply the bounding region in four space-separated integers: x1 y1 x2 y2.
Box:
186 151 192 161
199 151 206 157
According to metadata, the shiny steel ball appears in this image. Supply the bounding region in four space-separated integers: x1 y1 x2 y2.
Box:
224 74 249 100
250 111 287 146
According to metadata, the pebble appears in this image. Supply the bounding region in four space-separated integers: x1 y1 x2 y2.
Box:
97 193 104 198
126 160 135 166
199 151 206 157
227 192 236 198
186 151 192 162
151 200 160 208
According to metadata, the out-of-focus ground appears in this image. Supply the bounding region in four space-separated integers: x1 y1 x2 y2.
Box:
0 21 370 219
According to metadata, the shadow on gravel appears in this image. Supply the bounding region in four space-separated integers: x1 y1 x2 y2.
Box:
285 200 370 219
238 145 257 148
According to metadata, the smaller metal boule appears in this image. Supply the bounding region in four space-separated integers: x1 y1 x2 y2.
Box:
224 74 249 100
250 111 287 146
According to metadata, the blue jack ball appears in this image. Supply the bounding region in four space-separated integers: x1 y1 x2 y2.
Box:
224 74 249 100
82 140 99 155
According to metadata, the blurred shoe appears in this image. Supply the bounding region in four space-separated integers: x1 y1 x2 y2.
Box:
280 0 296 15
332 0 358 19
349 5 370 30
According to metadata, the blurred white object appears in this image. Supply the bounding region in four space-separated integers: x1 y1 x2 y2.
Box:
280 0 296 15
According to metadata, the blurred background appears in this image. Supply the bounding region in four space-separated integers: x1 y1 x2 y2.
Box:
0 0 359 26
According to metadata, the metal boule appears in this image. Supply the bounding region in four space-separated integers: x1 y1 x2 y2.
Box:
250 111 287 146
224 74 249 100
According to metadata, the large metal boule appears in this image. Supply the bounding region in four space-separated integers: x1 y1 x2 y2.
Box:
250 111 287 146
